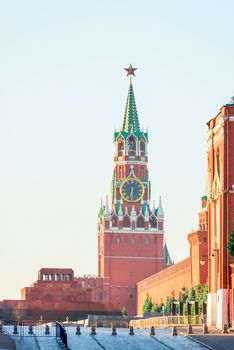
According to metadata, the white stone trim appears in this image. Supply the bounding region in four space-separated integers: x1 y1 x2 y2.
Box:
223 115 234 121
213 120 224 134
106 229 163 235
114 161 147 165
104 256 163 260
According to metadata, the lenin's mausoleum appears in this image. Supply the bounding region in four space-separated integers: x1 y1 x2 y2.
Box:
1 67 234 329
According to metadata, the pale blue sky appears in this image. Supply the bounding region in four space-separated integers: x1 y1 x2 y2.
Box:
0 0 234 299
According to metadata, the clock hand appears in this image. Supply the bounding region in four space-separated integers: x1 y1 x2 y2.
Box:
130 187 134 200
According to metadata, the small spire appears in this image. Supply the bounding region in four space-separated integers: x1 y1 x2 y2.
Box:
157 195 164 218
163 242 173 267
105 195 110 216
145 204 149 217
131 205 137 218
227 95 234 104
118 202 123 216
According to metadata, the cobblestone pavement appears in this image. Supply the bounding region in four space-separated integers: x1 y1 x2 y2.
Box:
177 325 234 350
13 336 60 350
66 327 210 349
190 335 234 350
5 325 229 349
0 334 16 350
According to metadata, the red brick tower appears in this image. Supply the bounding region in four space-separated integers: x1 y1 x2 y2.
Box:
98 66 165 315
187 195 208 287
206 97 234 328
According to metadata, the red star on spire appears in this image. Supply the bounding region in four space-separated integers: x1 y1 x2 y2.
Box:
124 64 137 77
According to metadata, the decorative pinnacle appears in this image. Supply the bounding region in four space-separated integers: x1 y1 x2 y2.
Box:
122 65 140 133
124 64 137 77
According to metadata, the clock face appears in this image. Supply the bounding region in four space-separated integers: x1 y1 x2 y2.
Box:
120 177 144 202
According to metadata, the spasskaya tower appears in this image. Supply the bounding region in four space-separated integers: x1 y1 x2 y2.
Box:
98 65 169 315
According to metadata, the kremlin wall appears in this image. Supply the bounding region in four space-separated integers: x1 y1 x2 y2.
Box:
137 196 208 315
1 68 234 328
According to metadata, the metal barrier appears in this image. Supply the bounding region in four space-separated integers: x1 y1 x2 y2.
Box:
0 320 56 337
130 315 207 329
56 322 67 349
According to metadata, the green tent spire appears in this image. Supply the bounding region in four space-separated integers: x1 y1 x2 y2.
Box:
114 66 148 142
122 65 140 133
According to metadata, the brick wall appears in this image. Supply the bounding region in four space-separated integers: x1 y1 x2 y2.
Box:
137 258 191 315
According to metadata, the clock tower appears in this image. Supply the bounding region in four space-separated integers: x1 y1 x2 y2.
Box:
98 66 166 315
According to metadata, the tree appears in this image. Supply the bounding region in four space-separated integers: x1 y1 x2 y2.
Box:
179 287 189 303
151 304 158 313
227 231 234 257
143 293 153 313
151 303 163 313
164 296 172 314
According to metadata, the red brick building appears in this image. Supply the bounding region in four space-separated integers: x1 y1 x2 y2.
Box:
0 268 121 320
98 66 169 315
206 98 234 328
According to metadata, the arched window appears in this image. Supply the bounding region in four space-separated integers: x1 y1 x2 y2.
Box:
116 236 121 244
128 136 136 151
140 140 145 153
123 215 131 228
111 214 118 227
149 215 157 228
118 139 124 156
137 215 144 228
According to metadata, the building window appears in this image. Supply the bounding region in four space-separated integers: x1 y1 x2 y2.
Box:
116 236 121 244
145 236 150 245
128 136 136 150
112 214 118 227
216 149 220 178
123 215 131 228
137 215 144 228
149 216 157 228
131 236 136 245
118 139 124 156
